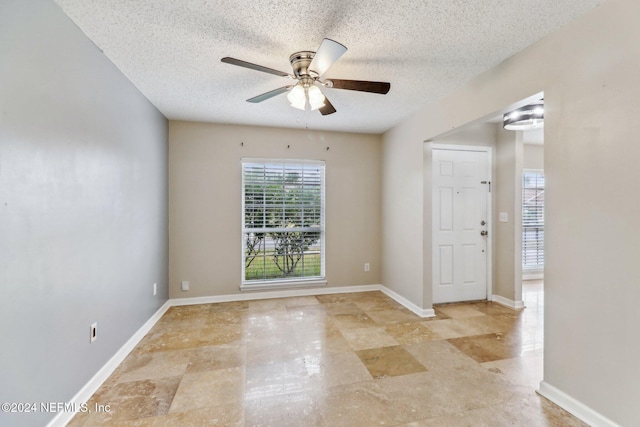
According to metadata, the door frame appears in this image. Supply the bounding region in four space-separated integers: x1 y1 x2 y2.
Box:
431 144 493 303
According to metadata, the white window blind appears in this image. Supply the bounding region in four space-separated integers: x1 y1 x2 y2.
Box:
242 159 325 285
522 171 544 271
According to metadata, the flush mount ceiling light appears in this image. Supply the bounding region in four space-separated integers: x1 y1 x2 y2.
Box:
504 101 544 130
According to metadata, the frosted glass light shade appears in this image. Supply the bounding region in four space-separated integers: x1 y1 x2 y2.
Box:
307 85 326 110
287 85 306 110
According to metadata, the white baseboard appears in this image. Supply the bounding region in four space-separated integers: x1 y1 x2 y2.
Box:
171 284 436 318
46 300 171 427
492 294 525 310
170 284 381 306
51 284 434 426
379 286 436 318
538 381 622 427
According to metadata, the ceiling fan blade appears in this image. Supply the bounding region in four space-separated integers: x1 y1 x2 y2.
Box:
221 57 291 78
247 86 293 103
309 38 347 77
319 96 336 116
328 79 390 94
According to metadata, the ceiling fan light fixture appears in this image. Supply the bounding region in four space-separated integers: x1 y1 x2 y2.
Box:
504 101 544 130
221 38 391 117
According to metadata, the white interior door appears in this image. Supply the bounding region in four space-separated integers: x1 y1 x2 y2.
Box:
432 147 490 304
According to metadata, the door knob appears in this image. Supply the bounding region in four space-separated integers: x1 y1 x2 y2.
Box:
480 230 488 236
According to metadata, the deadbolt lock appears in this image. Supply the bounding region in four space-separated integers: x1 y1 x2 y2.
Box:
480 220 486 226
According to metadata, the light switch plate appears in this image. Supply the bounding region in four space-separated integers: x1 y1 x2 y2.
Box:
499 212 509 222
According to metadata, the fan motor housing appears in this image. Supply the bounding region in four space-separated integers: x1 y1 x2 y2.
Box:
289 51 316 79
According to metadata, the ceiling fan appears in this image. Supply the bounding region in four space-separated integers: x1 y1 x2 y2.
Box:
221 38 390 116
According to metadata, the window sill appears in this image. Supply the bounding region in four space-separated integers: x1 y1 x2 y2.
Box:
240 279 327 292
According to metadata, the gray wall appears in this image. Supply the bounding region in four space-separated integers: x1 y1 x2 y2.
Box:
0 1 168 426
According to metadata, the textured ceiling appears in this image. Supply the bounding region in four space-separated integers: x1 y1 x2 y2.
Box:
55 0 603 134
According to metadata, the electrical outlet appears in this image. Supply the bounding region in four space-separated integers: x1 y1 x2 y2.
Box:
364 263 370 272
153 282 157 296
181 281 190 291
90 323 97 343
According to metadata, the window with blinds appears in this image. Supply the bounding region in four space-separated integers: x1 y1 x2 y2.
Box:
522 171 544 271
242 159 325 285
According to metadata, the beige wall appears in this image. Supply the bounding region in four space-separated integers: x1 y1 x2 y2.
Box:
382 0 640 423
382 119 426 307
494 127 523 302
523 143 544 170
169 121 382 298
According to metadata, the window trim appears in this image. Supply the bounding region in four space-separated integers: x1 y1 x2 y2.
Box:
240 158 326 289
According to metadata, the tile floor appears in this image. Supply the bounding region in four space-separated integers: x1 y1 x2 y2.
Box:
69 280 586 426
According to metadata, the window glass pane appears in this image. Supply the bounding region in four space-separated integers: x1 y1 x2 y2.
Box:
522 171 544 271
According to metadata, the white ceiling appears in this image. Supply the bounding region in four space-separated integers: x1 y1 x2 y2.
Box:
55 0 603 134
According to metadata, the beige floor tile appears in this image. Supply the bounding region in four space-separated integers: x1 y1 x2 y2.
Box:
101 403 243 426
281 295 320 307
356 345 427 378
210 300 249 312
244 357 315 401
315 293 355 304
135 325 244 353
420 319 470 339
404 340 477 371
340 326 399 351
453 315 515 336
365 308 423 325
447 332 525 363
294 326 353 355
480 348 543 389
79 376 181 425
169 367 244 413
320 381 409 427
329 312 378 330
384 321 442 344
162 304 211 321
72 285 586 427
400 393 588 427
116 349 191 383
185 345 245 373
244 390 325 427
469 300 521 316
204 309 245 326
321 301 366 316
248 298 288 313
305 351 373 388
353 296 404 311
435 304 487 319
377 365 520 420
